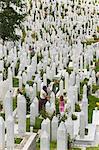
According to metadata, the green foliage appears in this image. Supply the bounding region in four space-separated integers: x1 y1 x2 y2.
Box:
72 148 81 150
86 147 99 150
95 61 99 72
36 141 57 150
0 0 26 42
13 96 17 110
14 138 22 144
13 77 19 87
59 114 67 123
33 117 43 132
40 69 44 78
31 32 38 41
55 98 59 115
66 67 73 74
0 112 5 120
0 103 3 111
75 103 81 112
26 118 30 132
92 85 99 93
72 114 77 120
40 108 54 120
21 28 26 43
27 80 34 86
37 91 40 99
37 52 43 63
26 117 43 133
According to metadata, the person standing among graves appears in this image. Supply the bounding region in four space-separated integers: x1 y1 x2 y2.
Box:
59 95 65 116
39 86 49 111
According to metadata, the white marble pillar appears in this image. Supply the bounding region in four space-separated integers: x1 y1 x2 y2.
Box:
0 117 5 149
40 131 50 150
57 122 67 150
51 116 58 141
6 116 14 150
30 102 36 126
17 94 26 136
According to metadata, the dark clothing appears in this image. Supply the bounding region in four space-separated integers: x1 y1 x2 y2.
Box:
39 98 47 111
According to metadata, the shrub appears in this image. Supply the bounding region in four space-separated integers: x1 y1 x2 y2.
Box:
72 114 77 120
75 103 81 112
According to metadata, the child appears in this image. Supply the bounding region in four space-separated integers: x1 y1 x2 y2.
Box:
59 95 65 115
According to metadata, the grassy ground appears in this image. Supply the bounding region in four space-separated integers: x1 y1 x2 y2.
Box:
88 95 99 123
14 138 23 144
13 97 17 110
86 147 99 150
36 141 57 150
36 141 81 150
13 77 19 87
26 117 43 132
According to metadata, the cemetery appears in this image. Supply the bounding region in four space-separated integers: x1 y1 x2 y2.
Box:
0 0 99 149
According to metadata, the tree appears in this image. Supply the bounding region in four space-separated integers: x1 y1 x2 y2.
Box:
0 0 26 43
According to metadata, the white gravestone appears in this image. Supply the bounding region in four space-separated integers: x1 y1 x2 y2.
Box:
6 116 14 150
40 131 50 150
57 122 67 150
0 117 5 149
51 116 58 141
30 102 36 126
17 94 26 136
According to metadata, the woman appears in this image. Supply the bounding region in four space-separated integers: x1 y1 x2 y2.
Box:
59 95 65 115
39 86 49 111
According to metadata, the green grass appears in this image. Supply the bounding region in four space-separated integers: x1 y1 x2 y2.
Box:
14 138 23 144
95 62 99 72
13 97 17 110
27 80 34 86
86 147 99 150
72 148 81 150
36 141 81 150
34 117 43 131
26 118 30 132
92 85 99 93
0 113 5 120
36 141 57 150
26 117 43 132
13 77 19 87
88 95 99 123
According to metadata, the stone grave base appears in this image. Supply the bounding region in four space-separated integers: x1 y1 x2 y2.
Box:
5 132 37 150
74 124 96 146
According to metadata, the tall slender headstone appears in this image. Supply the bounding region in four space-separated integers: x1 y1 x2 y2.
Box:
59 80 63 96
79 111 85 139
33 97 39 116
0 117 5 149
82 95 88 126
40 131 50 150
30 102 36 126
57 122 67 150
4 90 13 121
51 116 58 141
6 116 14 150
17 94 26 136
